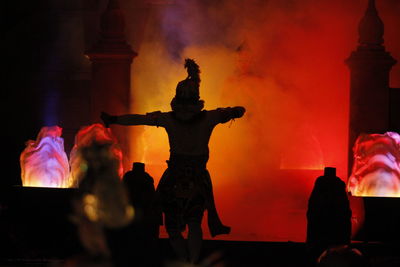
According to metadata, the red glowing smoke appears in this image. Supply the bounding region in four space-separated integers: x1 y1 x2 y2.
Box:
121 0 400 241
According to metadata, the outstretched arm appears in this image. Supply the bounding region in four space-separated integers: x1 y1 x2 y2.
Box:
216 106 246 124
101 111 164 127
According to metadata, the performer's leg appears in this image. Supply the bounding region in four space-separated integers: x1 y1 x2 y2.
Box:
167 227 188 261
204 172 231 237
187 221 202 263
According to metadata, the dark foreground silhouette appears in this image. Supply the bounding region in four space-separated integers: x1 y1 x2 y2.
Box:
307 167 352 263
116 162 161 266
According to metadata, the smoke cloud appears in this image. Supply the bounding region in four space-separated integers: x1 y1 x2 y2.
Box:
123 0 400 241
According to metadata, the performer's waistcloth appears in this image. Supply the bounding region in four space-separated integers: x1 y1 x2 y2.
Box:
168 153 208 169
157 153 230 237
164 154 209 198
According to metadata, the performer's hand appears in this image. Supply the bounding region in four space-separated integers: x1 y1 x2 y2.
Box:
233 106 246 118
101 112 116 128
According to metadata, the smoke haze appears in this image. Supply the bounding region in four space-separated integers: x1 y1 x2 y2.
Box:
121 0 400 241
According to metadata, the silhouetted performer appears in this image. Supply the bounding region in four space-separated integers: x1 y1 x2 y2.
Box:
102 58 245 263
307 167 352 261
122 162 161 266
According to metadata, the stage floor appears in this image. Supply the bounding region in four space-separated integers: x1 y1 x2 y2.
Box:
1 240 400 267
1 187 400 266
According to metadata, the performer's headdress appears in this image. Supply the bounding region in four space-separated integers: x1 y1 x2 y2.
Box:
171 58 204 121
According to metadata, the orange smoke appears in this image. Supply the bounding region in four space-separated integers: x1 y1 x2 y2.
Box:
123 0 400 241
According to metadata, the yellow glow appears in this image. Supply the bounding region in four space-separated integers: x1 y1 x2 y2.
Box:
125 205 135 220
83 194 99 222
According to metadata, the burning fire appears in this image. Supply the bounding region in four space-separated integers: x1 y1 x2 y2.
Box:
20 126 70 188
348 132 400 197
20 124 123 188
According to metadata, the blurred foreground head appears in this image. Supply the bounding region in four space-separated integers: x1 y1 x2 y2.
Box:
69 123 124 187
77 142 134 228
317 245 369 267
69 142 134 259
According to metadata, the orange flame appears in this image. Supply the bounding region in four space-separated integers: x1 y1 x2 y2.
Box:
20 126 70 188
348 132 400 197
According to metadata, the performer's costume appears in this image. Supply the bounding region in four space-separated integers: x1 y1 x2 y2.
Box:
144 108 241 236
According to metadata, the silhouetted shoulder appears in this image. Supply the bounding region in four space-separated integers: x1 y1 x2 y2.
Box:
315 175 345 186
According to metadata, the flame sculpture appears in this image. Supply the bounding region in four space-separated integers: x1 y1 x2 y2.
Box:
20 126 70 187
348 132 400 197
69 124 124 187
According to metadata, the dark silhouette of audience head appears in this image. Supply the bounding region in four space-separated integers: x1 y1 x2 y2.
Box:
324 167 336 177
123 162 157 215
307 166 352 262
103 162 161 267
132 162 145 172
317 245 369 267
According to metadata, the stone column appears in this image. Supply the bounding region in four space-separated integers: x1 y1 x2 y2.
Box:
86 0 137 170
345 0 396 173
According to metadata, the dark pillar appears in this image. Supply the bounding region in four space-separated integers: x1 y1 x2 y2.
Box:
345 0 396 173
86 0 137 170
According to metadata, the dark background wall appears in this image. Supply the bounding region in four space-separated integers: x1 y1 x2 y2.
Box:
3 0 98 185
2 0 155 186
